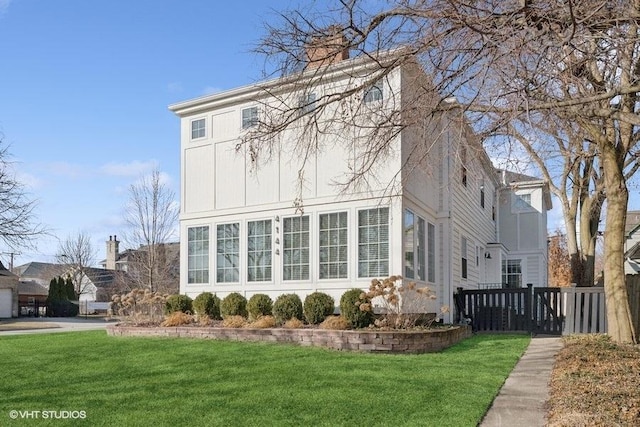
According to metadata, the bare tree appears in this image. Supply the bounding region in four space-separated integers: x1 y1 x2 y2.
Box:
55 231 97 298
0 139 46 250
123 170 179 293
248 1 640 343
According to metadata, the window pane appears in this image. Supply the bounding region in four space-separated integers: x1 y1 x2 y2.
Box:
404 210 415 279
283 216 310 281
248 219 272 282
319 212 348 279
358 208 389 278
188 226 209 284
216 223 239 283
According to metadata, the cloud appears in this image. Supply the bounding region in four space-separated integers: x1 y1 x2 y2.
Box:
16 171 44 190
167 82 183 94
100 160 158 177
46 161 89 178
0 0 11 16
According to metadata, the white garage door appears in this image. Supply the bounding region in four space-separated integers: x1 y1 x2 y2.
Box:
0 288 12 318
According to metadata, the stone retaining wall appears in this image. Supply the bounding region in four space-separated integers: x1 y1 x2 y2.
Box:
106 324 471 354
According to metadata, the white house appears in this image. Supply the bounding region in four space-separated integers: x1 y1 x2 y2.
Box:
169 45 550 321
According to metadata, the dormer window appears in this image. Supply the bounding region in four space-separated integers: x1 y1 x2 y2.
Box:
242 107 258 129
191 118 206 140
364 82 383 103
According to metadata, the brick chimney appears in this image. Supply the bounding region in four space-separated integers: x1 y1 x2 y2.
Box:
106 235 120 270
305 26 349 69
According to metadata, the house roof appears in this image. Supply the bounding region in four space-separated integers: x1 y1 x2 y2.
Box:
496 168 553 210
625 210 640 237
83 267 123 288
12 262 66 280
18 281 48 296
0 261 19 286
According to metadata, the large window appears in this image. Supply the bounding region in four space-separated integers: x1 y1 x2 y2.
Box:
283 216 310 281
404 210 415 279
191 118 206 139
427 222 436 283
187 226 209 284
319 212 348 279
248 220 272 282
216 223 239 283
358 208 389 278
242 107 258 129
502 259 522 288
461 236 468 279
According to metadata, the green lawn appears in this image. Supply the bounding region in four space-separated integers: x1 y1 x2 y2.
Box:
0 331 530 426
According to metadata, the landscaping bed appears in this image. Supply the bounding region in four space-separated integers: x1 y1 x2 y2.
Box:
106 323 471 353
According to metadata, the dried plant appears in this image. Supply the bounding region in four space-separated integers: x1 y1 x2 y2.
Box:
160 311 194 327
222 315 246 328
362 275 438 329
111 288 168 325
248 316 276 329
283 318 304 329
319 316 350 330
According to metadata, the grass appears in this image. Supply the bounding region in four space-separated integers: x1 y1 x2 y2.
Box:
0 331 530 426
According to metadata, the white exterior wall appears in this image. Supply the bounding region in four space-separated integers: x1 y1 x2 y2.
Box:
177 66 405 305
498 185 549 287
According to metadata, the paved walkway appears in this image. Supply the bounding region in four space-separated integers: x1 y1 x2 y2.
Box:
480 336 564 427
0 317 111 335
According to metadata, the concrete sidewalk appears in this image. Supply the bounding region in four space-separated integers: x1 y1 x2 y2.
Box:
480 336 564 427
0 317 112 335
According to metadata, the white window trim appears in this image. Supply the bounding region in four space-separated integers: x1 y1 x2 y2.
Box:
187 225 210 285
318 210 349 281
190 117 207 140
215 221 241 285
357 206 390 279
282 215 312 282
247 218 274 283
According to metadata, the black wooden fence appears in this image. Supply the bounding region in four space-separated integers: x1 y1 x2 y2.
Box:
454 284 563 335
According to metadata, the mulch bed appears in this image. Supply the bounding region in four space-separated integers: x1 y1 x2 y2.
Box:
547 334 640 426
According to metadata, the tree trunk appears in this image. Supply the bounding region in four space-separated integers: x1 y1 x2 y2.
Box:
601 149 636 344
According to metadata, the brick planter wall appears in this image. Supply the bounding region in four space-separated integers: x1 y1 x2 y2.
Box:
106 324 471 354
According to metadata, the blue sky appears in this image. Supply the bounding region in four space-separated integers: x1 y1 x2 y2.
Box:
0 0 298 267
0 0 638 268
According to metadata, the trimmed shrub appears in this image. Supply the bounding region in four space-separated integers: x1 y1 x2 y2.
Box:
222 315 246 328
272 293 303 325
249 315 276 329
220 292 248 318
165 294 193 315
161 311 194 327
340 288 373 328
319 315 350 330
247 294 273 321
193 292 221 319
303 292 335 324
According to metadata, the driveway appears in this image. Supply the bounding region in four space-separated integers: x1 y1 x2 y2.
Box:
0 317 113 335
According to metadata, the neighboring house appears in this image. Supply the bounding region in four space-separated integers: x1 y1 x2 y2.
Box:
169 44 550 321
99 235 180 293
0 262 19 318
624 210 640 274
13 261 122 309
17 281 48 316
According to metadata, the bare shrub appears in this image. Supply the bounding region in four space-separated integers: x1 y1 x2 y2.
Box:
160 311 194 327
283 318 304 329
248 315 276 329
319 316 350 330
363 276 438 329
111 288 167 325
222 315 246 328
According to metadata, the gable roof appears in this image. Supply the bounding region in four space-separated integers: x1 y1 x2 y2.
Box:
626 210 640 237
12 262 66 280
18 280 48 296
496 169 553 210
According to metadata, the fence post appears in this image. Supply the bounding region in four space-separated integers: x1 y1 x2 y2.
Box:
526 283 533 333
